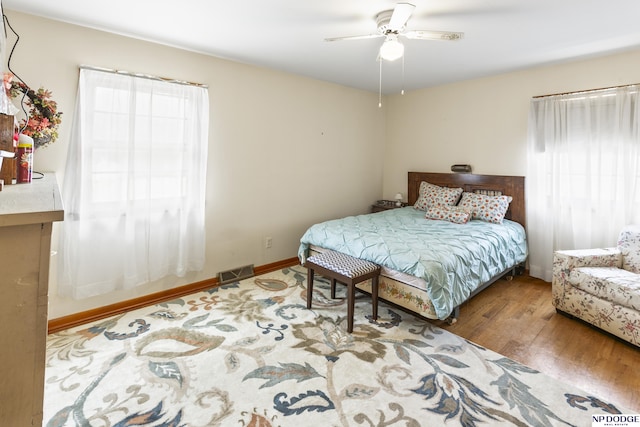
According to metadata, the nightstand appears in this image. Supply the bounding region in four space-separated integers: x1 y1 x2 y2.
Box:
371 201 407 213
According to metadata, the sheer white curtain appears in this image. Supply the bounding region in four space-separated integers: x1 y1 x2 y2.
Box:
59 68 209 299
527 86 640 282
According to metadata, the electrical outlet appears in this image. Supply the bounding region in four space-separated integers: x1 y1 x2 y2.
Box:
265 236 273 249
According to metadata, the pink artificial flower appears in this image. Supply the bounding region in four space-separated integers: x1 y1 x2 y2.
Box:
27 118 41 131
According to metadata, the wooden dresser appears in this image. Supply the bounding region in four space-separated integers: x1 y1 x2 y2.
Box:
0 174 64 426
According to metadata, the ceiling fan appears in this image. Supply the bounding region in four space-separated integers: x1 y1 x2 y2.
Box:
325 2 464 61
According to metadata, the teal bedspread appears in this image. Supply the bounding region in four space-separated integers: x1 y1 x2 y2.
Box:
298 207 528 320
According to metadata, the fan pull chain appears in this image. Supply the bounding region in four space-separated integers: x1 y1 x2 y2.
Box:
401 56 405 95
378 59 383 108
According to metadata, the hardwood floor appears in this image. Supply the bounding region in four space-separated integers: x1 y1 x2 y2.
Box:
434 274 640 412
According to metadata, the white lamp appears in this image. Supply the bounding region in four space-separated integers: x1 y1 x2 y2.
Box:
379 35 404 61
395 193 403 207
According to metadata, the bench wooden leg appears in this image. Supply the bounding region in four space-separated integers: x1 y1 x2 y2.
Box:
330 278 337 299
371 277 379 320
347 282 355 333
307 268 314 309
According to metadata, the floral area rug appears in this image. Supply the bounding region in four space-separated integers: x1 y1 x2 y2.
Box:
45 266 628 426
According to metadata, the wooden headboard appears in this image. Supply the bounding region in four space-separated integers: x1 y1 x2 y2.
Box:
408 172 526 228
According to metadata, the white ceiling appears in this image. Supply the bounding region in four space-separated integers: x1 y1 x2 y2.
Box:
4 0 640 94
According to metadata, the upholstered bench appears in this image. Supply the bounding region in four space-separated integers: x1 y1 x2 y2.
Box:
305 250 381 332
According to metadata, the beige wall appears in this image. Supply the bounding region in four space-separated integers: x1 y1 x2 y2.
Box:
7 10 640 319
3 11 386 318
383 49 640 199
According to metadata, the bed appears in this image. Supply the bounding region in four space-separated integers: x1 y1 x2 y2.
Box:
298 171 528 322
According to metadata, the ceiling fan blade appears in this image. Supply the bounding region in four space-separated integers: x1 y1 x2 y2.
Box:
325 34 383 42
388 3 416 31
403 30 464 41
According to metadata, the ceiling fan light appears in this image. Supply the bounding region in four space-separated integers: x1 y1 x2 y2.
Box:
379 37 404 61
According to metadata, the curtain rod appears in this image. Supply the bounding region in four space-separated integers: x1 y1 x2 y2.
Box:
533 82 639 98
79 65 208 88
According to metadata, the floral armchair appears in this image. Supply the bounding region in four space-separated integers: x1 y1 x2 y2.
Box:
552 225 640 347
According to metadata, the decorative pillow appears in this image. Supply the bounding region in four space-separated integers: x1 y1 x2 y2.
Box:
457 192 512 224
413 181 463 211
425 205 472 224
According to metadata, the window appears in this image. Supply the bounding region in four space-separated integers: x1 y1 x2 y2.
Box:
59 67 209 299
526 86 640 281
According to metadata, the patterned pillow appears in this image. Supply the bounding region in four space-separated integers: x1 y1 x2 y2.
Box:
425 205 472 224
413 181 463 211
457 192 512 224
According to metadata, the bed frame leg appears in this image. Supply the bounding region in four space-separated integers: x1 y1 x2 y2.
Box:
506 263 525 281
446 307 459 325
